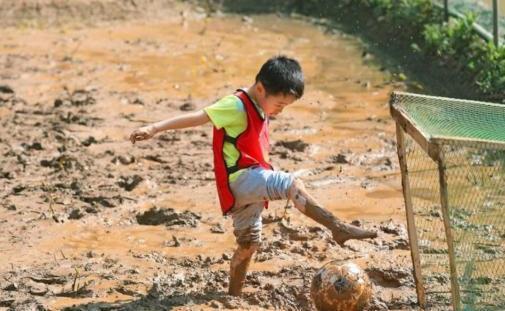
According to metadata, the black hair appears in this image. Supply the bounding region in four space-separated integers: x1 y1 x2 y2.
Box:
255 55 304 99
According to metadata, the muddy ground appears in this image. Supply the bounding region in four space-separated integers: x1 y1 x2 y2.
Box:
0 1 425 310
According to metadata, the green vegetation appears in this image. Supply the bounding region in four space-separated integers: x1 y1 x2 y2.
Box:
217 0 505 101
214 0 505 99
423 14 505 99
350 0 505 101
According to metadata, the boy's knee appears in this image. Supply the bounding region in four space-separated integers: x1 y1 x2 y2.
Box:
289 177 309 193
234 226 262 248
234 241 260 261
237 242 260 254
288 178 308 213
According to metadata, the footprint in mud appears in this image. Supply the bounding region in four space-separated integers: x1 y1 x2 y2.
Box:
54 89 96 107
365 266 413 288
117 174 144 191
81 136 98 147
329 153 350 164
0 84 15 104
40 154 84 172
111 154 135 165
136 207 201 228
275 139 309 152
210 223 225 233
179 101 196 111
58 111 88 125
68 208 85 220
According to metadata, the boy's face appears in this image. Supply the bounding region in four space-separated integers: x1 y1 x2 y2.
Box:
256 83 297 116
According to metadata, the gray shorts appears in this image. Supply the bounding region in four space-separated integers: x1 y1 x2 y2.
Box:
229 166 294 246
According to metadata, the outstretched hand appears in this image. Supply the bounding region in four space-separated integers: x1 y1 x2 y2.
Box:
129 126 156 144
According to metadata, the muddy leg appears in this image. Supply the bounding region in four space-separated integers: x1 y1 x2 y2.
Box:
228 242 259 296
228 225 261 296
288 178 377 246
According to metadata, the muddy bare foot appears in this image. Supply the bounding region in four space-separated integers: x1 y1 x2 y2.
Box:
228 244 258 296
331 222 378 246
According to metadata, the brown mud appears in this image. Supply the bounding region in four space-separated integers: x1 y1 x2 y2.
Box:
0 1 425 310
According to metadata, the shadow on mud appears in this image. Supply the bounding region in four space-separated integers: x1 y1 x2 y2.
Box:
212 0 482 100
62 287 231 311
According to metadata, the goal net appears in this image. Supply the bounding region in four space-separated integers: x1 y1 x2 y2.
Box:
391 91 505 310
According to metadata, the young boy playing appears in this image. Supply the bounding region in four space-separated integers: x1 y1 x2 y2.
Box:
129 55 377 296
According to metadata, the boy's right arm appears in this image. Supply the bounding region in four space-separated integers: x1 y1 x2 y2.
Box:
129 110 210 144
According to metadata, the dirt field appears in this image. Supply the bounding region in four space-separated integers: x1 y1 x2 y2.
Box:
0 1 419 310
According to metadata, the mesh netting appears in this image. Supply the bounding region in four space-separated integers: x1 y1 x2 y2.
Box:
393 92 505 310
442 142 505 310
394 92 505 143
404 132 453 309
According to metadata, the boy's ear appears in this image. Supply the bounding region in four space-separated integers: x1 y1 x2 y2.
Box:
256 82 265 97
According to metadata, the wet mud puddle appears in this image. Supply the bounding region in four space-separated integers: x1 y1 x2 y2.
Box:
0 6 416 310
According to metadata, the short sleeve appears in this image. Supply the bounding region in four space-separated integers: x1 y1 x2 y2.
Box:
204 95 244 130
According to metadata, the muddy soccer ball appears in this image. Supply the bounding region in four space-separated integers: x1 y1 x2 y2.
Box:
310 261 372 311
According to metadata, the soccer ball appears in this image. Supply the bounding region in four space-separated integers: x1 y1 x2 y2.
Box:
311 261 372 311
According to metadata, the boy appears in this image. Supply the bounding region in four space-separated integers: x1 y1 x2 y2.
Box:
129 55 377 296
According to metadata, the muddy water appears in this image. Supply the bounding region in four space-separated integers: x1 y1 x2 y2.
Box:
0 7 413 310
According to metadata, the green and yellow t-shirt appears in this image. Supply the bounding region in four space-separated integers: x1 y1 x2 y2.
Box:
204 93 265 182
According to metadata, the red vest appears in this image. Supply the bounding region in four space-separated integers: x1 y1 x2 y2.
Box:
212 89 273 215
